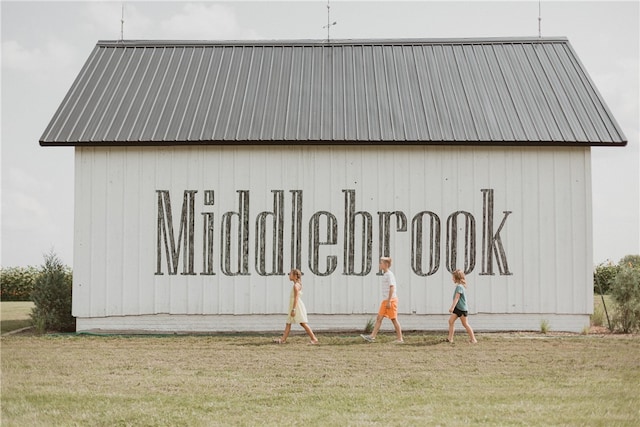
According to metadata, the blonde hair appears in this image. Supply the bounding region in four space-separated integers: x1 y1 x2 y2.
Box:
290 268 302 284
380 257 392 267
452 269 467 286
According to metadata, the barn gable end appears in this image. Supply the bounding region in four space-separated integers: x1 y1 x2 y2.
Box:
41 38 626 333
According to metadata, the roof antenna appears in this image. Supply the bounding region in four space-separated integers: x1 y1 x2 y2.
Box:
120 3 125 41
323 0 337 43
538 0 542 38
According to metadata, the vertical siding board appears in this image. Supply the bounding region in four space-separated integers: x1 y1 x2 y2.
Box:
104 150 125 315
89 149 108 317
72 149 92 317
519 148 541 312
553 149 575 312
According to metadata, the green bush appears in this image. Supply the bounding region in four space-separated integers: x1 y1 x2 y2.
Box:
0 266 39 301
593 262 619 295
30 252 75 333
610 258 640 333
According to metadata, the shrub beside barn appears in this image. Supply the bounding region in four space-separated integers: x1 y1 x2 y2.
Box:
40 38 626 333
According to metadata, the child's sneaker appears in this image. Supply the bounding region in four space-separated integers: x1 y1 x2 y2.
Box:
360 334 375 342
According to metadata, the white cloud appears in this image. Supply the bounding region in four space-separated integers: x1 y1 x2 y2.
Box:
1 190 52 232
158 3 260 40
1 38 79 83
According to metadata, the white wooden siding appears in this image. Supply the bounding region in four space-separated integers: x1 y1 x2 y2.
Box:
73 145 592 330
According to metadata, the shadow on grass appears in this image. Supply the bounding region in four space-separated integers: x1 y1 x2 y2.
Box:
1 319 32 335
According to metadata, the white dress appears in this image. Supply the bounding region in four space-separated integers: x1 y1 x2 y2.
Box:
286 285 308 324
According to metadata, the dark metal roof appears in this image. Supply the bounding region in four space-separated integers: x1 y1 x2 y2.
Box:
40 38 627 146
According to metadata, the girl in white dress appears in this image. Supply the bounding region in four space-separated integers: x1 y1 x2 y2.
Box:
274 269 319 344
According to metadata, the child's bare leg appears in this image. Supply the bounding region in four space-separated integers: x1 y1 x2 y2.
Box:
391 318 403 341
370 315 384 339
300 323 318 343
460 316 477 343
447 313 457 342
280 323 292 343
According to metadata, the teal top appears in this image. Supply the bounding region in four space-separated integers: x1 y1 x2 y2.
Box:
453 284 468 311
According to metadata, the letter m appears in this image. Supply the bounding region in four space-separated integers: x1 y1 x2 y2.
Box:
156 190 197 275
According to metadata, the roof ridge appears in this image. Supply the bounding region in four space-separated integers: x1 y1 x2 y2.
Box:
98 37 570 47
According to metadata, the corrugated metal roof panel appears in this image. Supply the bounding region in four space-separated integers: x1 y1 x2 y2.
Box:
40 38 627 146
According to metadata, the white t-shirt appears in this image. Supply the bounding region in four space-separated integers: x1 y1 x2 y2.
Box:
380 270 397 299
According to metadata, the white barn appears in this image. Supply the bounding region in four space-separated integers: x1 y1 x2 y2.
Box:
41 38 626 333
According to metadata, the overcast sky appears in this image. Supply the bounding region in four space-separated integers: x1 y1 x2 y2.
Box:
1 0 638 268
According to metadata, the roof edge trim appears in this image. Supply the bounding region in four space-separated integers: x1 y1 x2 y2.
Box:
97 37 570 48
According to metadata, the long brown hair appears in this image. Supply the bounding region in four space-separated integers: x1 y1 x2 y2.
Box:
452 269 467 287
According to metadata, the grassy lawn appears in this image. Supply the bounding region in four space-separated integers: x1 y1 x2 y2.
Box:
0 301 33 334
2 301 638 426
2 331 639 426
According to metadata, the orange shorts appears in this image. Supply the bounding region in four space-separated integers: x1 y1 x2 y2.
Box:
377 298 398 319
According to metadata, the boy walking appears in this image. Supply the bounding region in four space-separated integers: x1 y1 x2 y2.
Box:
361 257 403 343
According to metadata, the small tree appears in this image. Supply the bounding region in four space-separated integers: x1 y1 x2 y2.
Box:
610 257 640 333
30 251 75 333
593 261 619 295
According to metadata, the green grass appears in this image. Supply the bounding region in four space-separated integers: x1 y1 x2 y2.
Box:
1 301 33 334
2 332 639 426
2 300 638 426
